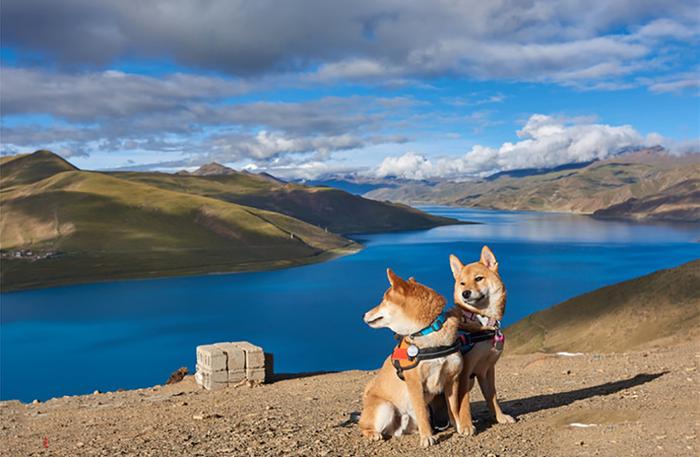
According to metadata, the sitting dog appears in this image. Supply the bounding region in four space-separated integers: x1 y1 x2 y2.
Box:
359 269 463 447
450 246 515 435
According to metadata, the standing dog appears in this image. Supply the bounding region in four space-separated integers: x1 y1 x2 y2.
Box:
450 246 515 435
359 269 463 447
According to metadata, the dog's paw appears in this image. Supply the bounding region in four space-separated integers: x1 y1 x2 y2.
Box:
361 430 383 441
497 414 516 424
420 434 436 447
458 423 476 436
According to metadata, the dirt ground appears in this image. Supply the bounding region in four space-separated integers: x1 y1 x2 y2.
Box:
1 339 698 457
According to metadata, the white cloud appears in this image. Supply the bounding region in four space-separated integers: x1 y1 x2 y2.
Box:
3 1 698 90
374 114 662 179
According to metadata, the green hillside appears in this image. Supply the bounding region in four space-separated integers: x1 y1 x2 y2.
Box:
505 260 700 354
0 152 359 290
0 150 77 187
0 151 458 290
114 170 458 234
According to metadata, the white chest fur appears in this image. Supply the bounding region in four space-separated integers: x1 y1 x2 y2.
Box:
419 353 463 395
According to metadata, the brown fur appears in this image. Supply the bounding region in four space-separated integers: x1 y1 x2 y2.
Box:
359 269 463 447
449 246 515 435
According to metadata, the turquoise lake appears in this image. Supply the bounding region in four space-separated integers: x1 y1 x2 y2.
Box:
1 207 699 401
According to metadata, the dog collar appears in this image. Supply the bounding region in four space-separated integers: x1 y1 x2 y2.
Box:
410 310 449 338
461 309 500 328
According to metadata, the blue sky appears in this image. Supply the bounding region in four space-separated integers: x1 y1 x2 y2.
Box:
1 0 698 179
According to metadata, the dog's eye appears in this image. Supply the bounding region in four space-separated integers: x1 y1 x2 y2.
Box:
475 276 484 282
460 282 465 286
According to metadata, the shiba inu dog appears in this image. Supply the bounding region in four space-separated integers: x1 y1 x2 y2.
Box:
450 246 515 435
359 269 463 447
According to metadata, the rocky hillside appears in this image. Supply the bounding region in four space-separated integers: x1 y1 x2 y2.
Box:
505 260 700 354
593 178 700 222
366 150 700 222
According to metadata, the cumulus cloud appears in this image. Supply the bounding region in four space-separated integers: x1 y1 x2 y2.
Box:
2 0 698 88
1 68 250 121
375 114 662 179
0 67 413 166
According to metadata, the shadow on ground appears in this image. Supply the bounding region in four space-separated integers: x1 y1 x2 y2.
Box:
471 372 667 432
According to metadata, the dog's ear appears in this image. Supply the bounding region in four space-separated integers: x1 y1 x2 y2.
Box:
386 268 406 290
449 254 464 279
480 245 498 272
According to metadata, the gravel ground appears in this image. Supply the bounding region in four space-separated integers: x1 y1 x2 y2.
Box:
1 339 698 457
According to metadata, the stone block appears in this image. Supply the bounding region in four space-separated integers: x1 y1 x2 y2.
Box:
228 368 246 383
195 341 269 389
247 367 266 383
214 342 246 371
196 344 227 372
195 369 227 390
234 341 265 368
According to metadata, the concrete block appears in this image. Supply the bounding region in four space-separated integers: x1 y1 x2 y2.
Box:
228 369 246 383
196 345 227 372
234 341 265 368
214 342 246 371
196 341 269 389
195 369 228 390
246 367 266 383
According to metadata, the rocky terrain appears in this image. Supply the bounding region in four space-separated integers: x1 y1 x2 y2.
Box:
593 178 700 222
1 340 697 457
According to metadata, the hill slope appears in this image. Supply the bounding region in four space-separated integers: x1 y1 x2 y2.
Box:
505 260 700 354
593 178 700 222
114 170 458 234
366 151 700 221
0 153 359 290
0 150 78 187
0 151 459 290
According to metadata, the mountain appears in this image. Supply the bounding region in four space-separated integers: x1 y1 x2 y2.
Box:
505 260 700 354
0 151 458 290
0 149 78 187
114 172 458 234
190 162 237 176
593 178 700 222
365 150 700 221
299 175 406 195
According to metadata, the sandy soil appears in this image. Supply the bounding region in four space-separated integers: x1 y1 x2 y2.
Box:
1 339 698 457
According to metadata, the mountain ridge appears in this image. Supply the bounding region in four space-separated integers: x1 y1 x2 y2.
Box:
0 151 459 290
364 149 700 221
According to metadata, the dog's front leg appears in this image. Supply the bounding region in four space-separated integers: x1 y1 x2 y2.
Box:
444 376 462 432
477 366 515 424
405 375 436 447
457 374 476 435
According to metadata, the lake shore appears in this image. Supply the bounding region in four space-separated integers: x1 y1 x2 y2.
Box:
2 337 696 457
0 242 362 293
